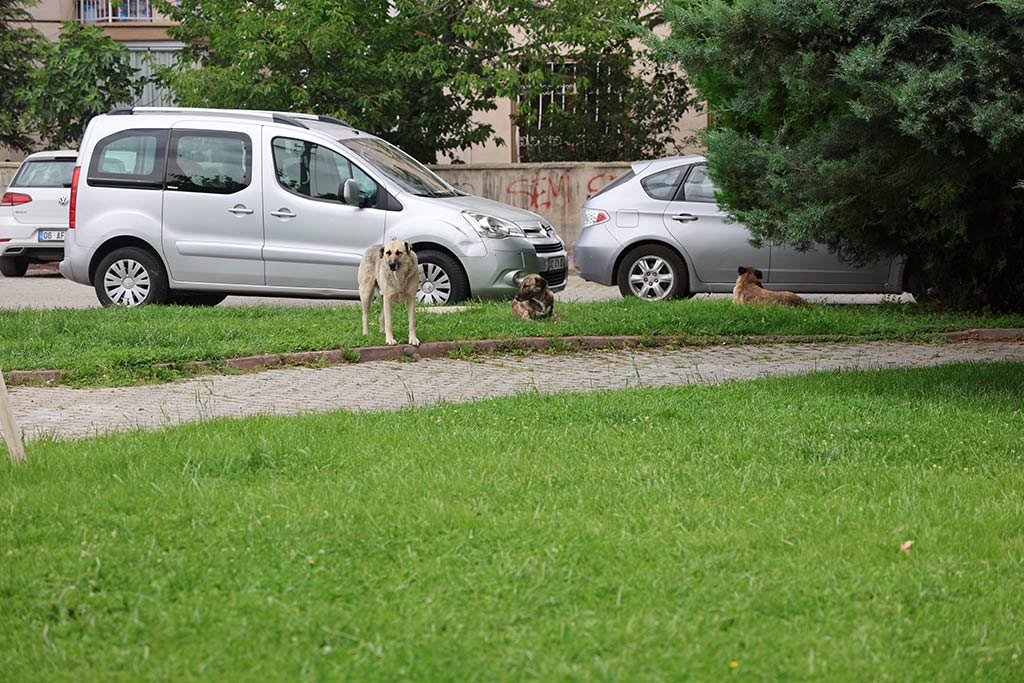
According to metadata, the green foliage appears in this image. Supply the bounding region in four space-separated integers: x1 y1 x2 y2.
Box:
655 0 1024 310
29 22 142 149
0 0 43 153
514 49 695 162
3 364 1024 680
153 0 688 163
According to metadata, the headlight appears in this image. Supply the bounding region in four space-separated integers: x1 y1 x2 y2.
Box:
462 211 525 239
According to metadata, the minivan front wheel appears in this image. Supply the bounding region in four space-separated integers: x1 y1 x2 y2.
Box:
94 247 169 307
617 245 688 301
416 249 469 305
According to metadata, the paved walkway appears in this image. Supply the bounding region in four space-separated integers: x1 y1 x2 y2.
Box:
8 340 1022 442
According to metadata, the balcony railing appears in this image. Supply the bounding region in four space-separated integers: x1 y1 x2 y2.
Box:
79 0 154 23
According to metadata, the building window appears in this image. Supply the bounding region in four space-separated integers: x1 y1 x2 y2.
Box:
79 1 154 23
125 46 182 107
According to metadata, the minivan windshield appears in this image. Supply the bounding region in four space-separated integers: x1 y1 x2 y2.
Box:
339 138 457 198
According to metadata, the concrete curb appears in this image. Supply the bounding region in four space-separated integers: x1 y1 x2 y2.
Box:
4 329 1022 387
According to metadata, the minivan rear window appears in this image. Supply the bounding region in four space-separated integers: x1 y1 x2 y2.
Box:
88 129 168 189
11 159 76 188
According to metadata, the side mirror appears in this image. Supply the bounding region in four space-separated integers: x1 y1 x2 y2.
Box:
342 178 362 206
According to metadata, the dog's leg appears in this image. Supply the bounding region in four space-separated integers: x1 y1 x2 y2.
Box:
406 297 420 346
360 289 371 336
382 295 397 345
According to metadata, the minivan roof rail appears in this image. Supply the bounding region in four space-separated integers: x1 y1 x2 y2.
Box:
106 106 351 128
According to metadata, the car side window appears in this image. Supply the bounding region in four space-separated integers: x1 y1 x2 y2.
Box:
680 165 717 203
166 131 252 194
640 166 687 201
272 137 378 205
87 129 168 189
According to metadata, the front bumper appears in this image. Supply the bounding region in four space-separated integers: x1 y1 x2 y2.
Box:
469 236 568 298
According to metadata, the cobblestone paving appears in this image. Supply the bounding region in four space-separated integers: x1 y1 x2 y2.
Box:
8 341 1022 441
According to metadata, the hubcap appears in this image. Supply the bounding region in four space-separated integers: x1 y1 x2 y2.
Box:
628 256 674 300
103 259 151 306
417 263 452 305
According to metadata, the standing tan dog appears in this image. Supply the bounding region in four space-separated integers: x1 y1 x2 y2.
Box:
358 240 421 346
733 266 810 307
511 273 557 320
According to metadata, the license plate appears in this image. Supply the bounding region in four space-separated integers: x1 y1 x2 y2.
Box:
547 256 565 271
38 230 66 242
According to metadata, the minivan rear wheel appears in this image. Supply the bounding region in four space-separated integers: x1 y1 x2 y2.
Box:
416 250 469 305
94 247 169 307
0 255 29 277
616 245 688 301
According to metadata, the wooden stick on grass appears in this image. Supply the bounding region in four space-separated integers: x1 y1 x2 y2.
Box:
0 369 27 464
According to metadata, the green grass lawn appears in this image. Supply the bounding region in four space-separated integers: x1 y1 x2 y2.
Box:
2 298 1022 386
2 362 1023 681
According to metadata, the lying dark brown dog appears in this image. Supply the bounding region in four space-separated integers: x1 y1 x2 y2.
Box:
511 274 556 320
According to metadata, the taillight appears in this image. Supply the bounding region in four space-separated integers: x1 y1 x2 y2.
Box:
582 209 610 228
69 166 81 229
1 192 32 207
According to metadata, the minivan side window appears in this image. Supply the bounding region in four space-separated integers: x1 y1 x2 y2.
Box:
640 166 686 201
166 131 252 194
272 137 378 205
679 165 717 203
87 129 168 189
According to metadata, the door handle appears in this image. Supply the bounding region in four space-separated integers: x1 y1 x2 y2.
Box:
227 205 254 215
270 209 297 218
672 213 699 223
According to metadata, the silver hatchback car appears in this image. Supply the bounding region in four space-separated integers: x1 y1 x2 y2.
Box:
573 155 904 299
61 107 566 306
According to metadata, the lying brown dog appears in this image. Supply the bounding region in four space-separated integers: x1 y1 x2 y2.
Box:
511 274 557 320
733 266 810 307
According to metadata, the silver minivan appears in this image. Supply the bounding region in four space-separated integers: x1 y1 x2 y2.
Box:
61 107 567 306
574 155 904 299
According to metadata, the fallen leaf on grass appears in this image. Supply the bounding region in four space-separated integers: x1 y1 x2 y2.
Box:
899 540 915 554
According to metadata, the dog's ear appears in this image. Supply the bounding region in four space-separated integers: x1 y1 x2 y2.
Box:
379 245 385 258
755 269 764 280
738 266 747 275
537 276 548 289
404 241 412 253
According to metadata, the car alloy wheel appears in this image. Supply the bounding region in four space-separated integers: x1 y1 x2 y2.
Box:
627 255 676 300
616 244 688 301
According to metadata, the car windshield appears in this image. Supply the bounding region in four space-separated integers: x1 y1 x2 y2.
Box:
12 159 76 188
339 138 456 197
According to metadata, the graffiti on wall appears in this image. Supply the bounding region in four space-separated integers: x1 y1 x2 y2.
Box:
586 173 618 195
504 172 619 210
505 174 571 210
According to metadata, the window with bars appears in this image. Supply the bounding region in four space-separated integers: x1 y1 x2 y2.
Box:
78 0 154 23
